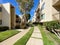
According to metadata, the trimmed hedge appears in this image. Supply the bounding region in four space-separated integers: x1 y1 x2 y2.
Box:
0 26 9 31
44 21 60 31
15 25 20 29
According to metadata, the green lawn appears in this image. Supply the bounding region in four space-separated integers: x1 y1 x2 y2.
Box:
38 25 55 45
0 30 19 42
14 27 34 45
48 31 60 45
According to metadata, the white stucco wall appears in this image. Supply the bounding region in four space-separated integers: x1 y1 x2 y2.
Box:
40 0 53 22
45 0 53 21
2 3 11 29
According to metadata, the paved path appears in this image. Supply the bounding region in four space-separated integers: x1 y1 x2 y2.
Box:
26 26 43 45
0 27 31 45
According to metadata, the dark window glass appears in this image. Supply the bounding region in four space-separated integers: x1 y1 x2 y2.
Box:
41 2 45 11
41 14 45 19
16 21 19 23
0 20 2 25
0 7 2 12
16 20 21 23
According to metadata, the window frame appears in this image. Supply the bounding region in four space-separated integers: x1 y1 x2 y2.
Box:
0 7 2 12
0 20 2 25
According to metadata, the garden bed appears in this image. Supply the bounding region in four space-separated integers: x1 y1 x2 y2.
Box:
38 25 55 45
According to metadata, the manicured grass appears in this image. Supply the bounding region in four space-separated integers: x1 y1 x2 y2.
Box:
48 31 60 44
0 30 19 42
14 27 34 45
38 25 55 45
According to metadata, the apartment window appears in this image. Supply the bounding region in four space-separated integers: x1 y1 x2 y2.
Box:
41 2 45 11
0 20 2 25
41 14 45 19
0 7 2 12
16 21 19 23
16 20 21 23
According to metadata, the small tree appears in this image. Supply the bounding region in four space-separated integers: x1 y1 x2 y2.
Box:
17 0 34 14
16 0 34 28
24 14 31 21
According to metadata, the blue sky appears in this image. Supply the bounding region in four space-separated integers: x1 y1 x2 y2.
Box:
0 0 39 20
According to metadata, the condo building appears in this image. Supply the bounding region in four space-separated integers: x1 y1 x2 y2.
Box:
53 0 60 21
32 3 40 23
40 0 60 22
0 3 16 29
16 15 21 28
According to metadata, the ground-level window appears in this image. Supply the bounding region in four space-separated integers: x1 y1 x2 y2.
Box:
0 20 2 25
41 14 45 19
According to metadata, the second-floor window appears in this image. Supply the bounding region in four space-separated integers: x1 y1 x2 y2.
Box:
41 2 45 11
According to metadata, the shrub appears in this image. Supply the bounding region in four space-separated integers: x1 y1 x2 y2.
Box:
15 25 20 29
44 21 60 31
0 26 9 31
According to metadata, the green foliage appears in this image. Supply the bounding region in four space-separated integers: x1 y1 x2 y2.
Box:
0 30 19 42
48 31 60 45
14 27 34 45
17 0 34 13
38 25 55 45
24 14 31 21
0 26 9 31
44 21 60 31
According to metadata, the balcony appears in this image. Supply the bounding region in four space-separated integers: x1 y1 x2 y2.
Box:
52 12 60 21
53 0 60 6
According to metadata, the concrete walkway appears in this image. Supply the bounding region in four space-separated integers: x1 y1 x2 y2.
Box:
26 26 43 45
0 28 31 45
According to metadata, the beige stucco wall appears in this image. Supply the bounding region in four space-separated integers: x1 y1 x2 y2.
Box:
52 6 59 20
0 12 2 26
45 0 53 21
40 0 53 22
52 0 60 20
0 12 2 20
10 6 16 28
53 0 59 5
0 3 16 29
0 5 2 20
2 3 11 29
40 0 60 22
1 3 16 29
